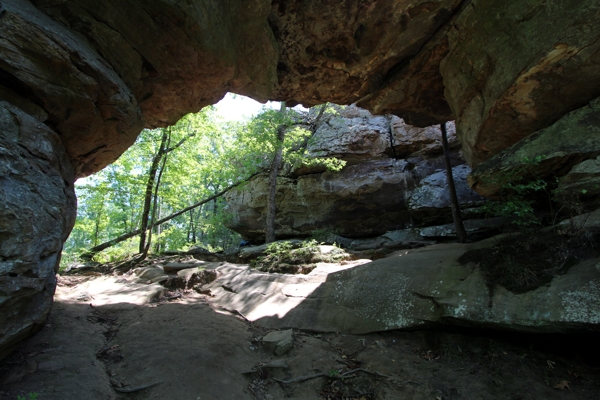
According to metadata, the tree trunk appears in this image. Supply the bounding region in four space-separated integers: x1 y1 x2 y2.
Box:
265 102 286 244
138 127 196 253
139 129 169 253
188 209 196 243
441 122 468 243
143 132 171 258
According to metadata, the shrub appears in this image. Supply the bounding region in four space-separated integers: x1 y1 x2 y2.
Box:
251 240 350 274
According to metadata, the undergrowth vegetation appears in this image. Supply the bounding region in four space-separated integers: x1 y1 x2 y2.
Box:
251 240 351 274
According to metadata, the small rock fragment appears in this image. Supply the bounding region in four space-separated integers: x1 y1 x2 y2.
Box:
262 330 294 356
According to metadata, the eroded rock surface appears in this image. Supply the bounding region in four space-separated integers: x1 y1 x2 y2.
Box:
441 0 600 166
469 96 600 198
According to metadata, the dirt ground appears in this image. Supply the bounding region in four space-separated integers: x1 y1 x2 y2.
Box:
1 271 600 400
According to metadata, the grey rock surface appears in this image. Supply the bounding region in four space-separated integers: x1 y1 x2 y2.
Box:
205 240 600 334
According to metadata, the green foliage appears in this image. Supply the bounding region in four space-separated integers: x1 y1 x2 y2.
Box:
63 107 242 265
480 158 547 230
251 240 350 274
310 228 339 243
63 102 344 266
17 393 38 400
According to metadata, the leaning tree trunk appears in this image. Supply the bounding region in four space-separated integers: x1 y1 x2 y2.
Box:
265 102 287 244
80 172 260 259
441 122 468 243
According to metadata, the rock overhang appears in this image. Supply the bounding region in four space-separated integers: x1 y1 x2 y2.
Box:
2 1 598 176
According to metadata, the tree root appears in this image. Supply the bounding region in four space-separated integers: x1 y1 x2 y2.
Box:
113 381 162 393
274 368 391 385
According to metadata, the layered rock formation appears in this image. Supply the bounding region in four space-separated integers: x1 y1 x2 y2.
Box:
2 0 600 356
225 106 485 241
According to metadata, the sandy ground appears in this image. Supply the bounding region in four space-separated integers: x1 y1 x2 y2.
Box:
1 269 599 400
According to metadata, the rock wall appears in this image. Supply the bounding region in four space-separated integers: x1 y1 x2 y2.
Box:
0 101 76 359
225 106 484 241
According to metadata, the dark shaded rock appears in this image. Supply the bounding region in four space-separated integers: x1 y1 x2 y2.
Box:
407 165 485 212
419 217 505 239
356 26 454 127
261 329 293 356
469 96 600 198
0 101 76 359
163 267 218 291
0 0 143 177
557 156 600 210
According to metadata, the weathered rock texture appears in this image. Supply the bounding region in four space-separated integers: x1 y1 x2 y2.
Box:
269 0 464 126
441 0 600 166
2 0 600 357
225 106 484 241
469 96 600 198
0 101 76 359
205 243 600 334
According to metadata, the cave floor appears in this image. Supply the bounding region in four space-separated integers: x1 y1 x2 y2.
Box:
1 270 599 400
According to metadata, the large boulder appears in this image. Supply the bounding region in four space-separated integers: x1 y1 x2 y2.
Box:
0 101 76 359
304 106 459 165
205 241 600 334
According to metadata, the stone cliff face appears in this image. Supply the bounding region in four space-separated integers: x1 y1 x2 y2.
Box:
2 0 600 356
224 106 484 241
0 101 75 359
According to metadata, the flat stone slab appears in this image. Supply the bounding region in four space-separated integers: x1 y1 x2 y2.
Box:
163 261 203 273
55 276 165 307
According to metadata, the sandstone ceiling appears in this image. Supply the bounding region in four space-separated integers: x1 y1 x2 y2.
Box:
2 0 599 177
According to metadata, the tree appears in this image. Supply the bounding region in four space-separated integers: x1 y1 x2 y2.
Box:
265 102 287 243
65 103 344 265
441 122 468 243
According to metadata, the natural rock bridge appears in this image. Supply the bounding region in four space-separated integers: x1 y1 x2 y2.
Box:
1 0 600 357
